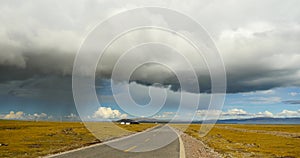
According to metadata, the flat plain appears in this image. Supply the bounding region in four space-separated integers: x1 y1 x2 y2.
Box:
172 124 300 158
1 120 299 158
0 120 155 158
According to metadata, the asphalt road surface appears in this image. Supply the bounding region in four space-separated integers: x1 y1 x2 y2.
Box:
47 125 184 158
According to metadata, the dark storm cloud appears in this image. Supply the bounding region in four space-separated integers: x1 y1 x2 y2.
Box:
226 68 300 93
0 0 300 96
0 75 76 115
0 52 74 82
283 100 300 105
5 76 73 102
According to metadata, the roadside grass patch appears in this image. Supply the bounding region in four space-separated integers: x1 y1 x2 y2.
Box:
171 124 300 158
0 120 155 158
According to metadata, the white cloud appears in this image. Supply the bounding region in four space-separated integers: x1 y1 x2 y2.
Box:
33 113 47 118
277 109 300 117
3 111 24 119
249 97 281 104
0 111 49 120
242 89 275 96
64 113 80 121
23 112 48 120
195 109 248 119
259 90 275 95
196 110 222 117
255 111 274 117
93 107 127 119
222 108 248 116
193 108 300 120
153 112 175 119
289 92 299 96
65 113 78 119
196 108 267 119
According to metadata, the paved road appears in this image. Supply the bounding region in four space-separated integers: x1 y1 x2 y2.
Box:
47 125 183 158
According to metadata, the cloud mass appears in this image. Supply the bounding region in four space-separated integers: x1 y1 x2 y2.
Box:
0 1 300 118
0 0 300 94
93 107 127 119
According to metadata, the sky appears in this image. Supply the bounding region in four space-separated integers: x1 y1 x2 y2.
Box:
0 0 300 121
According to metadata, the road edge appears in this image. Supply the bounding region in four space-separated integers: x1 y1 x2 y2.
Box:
44 124 160 158
168 125 186 158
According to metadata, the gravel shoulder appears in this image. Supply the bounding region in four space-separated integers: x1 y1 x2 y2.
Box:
179 132 221 158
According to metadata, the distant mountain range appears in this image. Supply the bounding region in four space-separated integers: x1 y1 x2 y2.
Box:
215 117 300 124
126 117 300 124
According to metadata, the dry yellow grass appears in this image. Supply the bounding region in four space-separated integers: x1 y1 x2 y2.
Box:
0 120 155 158
172 124 300 158
225 124 300 133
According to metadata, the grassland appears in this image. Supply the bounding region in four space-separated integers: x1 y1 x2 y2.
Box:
172 124 300 158
0 120 155 158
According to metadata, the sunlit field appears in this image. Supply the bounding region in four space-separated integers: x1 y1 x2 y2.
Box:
172 124 300 158
0 120 155 158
